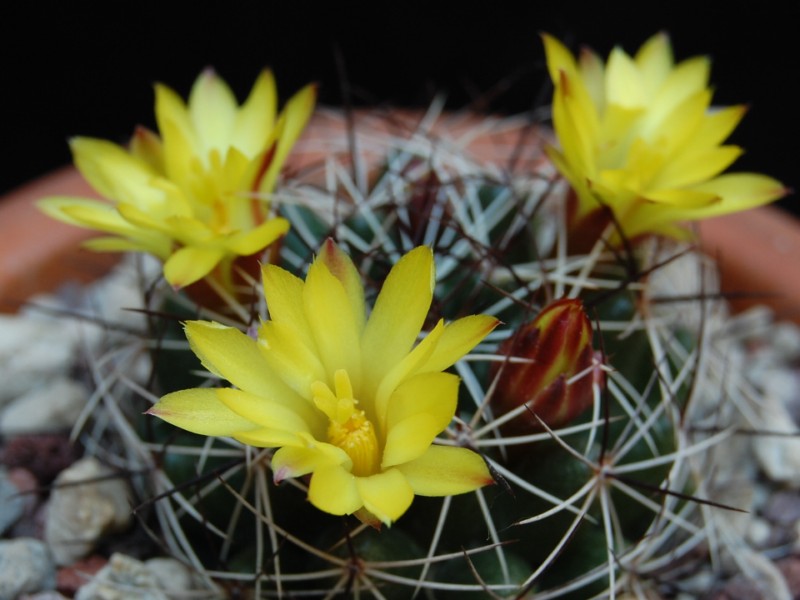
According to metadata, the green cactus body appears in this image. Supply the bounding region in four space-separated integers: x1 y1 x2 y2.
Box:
81 111 731 598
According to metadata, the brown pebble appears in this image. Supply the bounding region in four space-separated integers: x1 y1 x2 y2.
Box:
7 467 39 495
56 554 108 596
1 434 80 483
776 554 800 598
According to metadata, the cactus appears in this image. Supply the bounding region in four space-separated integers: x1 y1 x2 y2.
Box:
60 112 737 598
39 35 789 599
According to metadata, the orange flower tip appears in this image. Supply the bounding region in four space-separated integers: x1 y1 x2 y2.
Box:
253 142 278 187
477 317 502 340
132 125 155 141
578 46 593 61
478 471 497 488
322 237 338 255
319 237 351 279
558 69 571 94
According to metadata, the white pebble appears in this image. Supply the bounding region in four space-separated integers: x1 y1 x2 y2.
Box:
45 458 132 566
0 538 56 598
0 378 87 435
753 393 800 487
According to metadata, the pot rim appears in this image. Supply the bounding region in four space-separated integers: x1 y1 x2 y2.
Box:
2 110 797 323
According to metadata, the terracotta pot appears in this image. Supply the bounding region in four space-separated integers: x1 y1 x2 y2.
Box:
1 110 798 323
0 166 118 312
698 208 800 323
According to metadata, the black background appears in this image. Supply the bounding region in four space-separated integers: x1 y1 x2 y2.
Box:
3 2 797 213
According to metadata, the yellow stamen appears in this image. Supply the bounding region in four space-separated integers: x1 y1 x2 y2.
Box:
312 370 379 477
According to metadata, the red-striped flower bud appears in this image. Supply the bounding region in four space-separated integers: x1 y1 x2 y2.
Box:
491 298 600 433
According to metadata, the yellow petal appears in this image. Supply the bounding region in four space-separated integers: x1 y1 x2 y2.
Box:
541 33 578 83
303 254 362 386
644 89 711 156
148 388 259 436
373 320 445 431
640 188 718 207
597 103 641 168
225 217 290 255
232 69 277 157
261 264 316 352
397 445 493 496
307 465 362 516
420 314 499 374
233 428 300 448
216 388 317 437
578 47 606 110
651 145 743 190
382 414 441 468
39 197 133 233
155 82 192 144
544 146 595 218
623 173 787 237
160 214 214 244
552 71 599 177
633 32 673 98
183 321 302 405
689 105 747 151
70 137 163 207
606 46 646 109
155 83 196 186
129 126 164 173
258 320 326 397
360 246 434 395
280 83 317 145
272 439 351 481
163 246 225 288
40 199 172 258
318 239 366 333
685 173 788 217
646 56 710 126
117 202 184 235
219 147 252 198
382 372 459 468
355 469 414 525
256 82 317 195
189 69 238 155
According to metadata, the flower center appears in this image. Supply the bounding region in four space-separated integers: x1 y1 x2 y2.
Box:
312 370 379 477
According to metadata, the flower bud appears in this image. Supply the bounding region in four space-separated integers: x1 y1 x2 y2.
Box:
491 298 599 433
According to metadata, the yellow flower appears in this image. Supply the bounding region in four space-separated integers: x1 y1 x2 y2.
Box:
40 70 316 290
542 33 786 240
148 241 498 526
